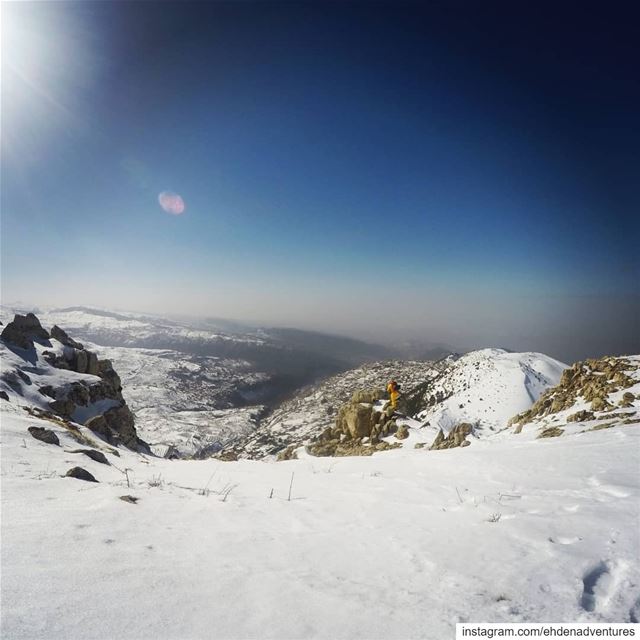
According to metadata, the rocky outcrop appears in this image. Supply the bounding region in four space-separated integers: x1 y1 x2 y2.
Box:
306 388 404 457
509 356 638 428
1 313 50 349
50 325 84 350
430 423 472 450
1 313 148 453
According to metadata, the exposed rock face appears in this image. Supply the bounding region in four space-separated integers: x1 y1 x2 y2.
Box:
509 356 638 428
430 423 473 450
306 388 404 457
65 467 98 482
50 325 84 350
28 426 60 446
1 313 148 453
1 313 50 349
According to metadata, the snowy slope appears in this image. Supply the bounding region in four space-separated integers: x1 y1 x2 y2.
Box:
415 348 567 436
2 404 639 639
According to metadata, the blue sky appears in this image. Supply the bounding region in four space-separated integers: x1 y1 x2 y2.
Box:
2 1 638 360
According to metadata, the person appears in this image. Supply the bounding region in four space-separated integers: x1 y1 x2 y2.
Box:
386 379 400 410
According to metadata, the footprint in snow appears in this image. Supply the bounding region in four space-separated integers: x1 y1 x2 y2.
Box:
549 535 582 545
580 560 625 613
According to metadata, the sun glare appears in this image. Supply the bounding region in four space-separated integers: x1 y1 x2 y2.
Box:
1 2 97 166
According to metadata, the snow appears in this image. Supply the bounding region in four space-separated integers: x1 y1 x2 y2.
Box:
417 348 566 435
2 401 639 639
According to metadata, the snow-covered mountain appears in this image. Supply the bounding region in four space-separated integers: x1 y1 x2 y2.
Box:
232 349 567 459
410 348 567 436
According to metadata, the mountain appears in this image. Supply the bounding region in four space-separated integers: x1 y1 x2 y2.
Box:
407 348 567 437
2 321 639 637
230 348 567 459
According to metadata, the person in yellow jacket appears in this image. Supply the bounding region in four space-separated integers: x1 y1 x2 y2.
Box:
386 379 400 410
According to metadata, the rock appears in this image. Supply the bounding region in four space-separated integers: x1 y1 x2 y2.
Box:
0 313 50 349
50 325 84 349
38 385 57 399
0 391 9 401
17 370 32 385
414 442 427 449
65 467 98 482
84 415 112 440
395 424 409 440
69 449 110 465
103 405 138 449
75 350 88 374
567 410 595 423
619 392 635 408
351 389 384 404
537 426 564 438
430 423 473 450
591 396 614 412
49 398 75 420
27 426 60 446
509 356 638 427
216 450 239 461
87 352 99 375
67 382 90 407
276 446 298 461
119 495 139 504
164 445 181 459
338 402 375 439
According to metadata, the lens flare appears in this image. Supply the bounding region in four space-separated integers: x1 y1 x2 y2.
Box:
158 191 185 215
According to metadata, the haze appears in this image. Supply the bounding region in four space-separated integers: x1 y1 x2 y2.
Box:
2 2 638 364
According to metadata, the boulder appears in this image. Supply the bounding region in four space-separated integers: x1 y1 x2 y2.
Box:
103 405 138 449
65 467 98 482
0 391 9 401
619 392 635 408
27 426 60 446
395 424 409 440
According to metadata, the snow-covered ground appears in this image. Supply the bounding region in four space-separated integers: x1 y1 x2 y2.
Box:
2 401 639 639
416 349 567 435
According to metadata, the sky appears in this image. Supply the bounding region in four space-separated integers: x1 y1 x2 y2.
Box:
1 1 638 362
